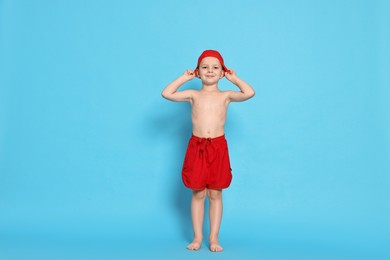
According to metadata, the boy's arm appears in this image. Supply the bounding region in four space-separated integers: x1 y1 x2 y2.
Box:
225 69 255 102
162 70 196 102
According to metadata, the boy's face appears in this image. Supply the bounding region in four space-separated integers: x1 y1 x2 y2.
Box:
197 57 225 83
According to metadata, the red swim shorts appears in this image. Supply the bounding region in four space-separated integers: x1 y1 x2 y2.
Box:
182 135 232 190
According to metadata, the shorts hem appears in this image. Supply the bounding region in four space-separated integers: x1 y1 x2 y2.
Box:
207 186 230 190
184 184 230 191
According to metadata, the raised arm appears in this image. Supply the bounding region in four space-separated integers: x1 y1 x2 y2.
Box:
225 69 255 102
162 70 197 102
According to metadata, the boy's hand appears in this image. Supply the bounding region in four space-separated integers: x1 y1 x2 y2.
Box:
182 69 196 81
225 69 239 84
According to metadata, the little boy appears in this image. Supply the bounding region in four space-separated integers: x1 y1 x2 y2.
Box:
162 50 255 252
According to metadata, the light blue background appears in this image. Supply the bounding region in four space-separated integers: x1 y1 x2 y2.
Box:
1 0 389 259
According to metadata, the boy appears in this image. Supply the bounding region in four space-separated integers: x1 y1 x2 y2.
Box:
162 50 255 252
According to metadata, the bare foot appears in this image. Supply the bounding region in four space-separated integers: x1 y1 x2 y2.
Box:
209 240 223 252
186 239 202 250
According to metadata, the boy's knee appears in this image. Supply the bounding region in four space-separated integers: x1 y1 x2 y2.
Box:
207 189 222 200
193 189 207 200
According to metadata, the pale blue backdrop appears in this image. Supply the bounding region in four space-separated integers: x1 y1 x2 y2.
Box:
1 0 389 259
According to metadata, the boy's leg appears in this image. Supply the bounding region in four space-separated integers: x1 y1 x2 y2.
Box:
207 189 223 252
187 189 207 250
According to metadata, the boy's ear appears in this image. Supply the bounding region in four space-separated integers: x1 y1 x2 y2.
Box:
220 70 225 78
195 69 199 78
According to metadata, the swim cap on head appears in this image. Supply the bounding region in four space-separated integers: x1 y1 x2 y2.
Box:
196 50 228 72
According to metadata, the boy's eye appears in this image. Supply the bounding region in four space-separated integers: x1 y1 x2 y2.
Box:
214 67 220 69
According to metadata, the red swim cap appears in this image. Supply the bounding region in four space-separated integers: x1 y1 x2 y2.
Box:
195 50 228 73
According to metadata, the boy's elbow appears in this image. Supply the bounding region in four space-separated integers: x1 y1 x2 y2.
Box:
161 91 170 99
247 89 255 99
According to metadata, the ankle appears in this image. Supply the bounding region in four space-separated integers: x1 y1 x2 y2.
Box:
209 235 219 242
193 235 203 241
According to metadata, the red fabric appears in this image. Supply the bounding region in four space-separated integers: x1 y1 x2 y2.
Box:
195 50 229 73
182 135 232 190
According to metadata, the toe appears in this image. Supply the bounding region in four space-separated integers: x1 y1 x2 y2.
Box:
210 243 223 252
187 242 201 251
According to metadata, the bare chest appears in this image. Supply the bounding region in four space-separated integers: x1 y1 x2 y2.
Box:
191 93 229 112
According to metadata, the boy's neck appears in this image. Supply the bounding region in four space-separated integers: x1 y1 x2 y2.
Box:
201 83 219 92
